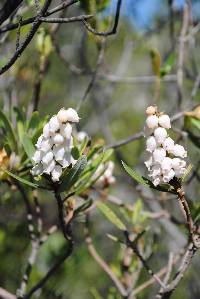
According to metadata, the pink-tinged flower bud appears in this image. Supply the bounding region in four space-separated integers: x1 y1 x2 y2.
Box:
51 165 62 182
173 144 187 158
163 137 174 153
146 106 157 115
146 115 158 129
57 109 68 123
65 108 79 123
153 147 166 163
49 116 60 133
42 151 53 165
158 114 171 129
154 127 167 144
146 136 157 153
52 134 64 145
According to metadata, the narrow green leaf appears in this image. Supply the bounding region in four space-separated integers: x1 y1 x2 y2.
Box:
96 201 126 231
4 170 38 188
181 163 193 182
122 161 176 194
28 111 40 131
122 161 151 187
58 155 87 193
13 107 25 141
0 109 18 151
21 134 35 161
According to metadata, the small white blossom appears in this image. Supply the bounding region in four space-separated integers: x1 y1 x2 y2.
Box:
149 165 162 177
40 139 52 153
174 167 186 178
153 176 162 186
57 108 68 123
146 136 157 153
49 115 60 133
32 150 42 164
53 145 65 162
43 160 56 174
42 151 53 165
52 134 64 145
146 115 158 129
161 157 172 173
31 163 43 176
144 156 153 171
173 144 187 158
60 123 72 139
154 127 167 144
163 169 175 183
51 165 62 182
158 114 171 129
35 135 44 148
163 137 174 153
153 148 166 163
65 108 79 123
77 131 88 143
43 123 50 138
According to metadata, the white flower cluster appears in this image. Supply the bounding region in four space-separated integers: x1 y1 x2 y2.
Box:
144 106 187 186
94 160 116 187
31 108 79 182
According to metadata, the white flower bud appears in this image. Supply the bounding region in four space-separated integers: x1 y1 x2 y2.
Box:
32 150 42 164
158 114 171 129
35 135 44 149
173 144 187 158
43 159 55 175
146 136 157 153
43 123 50 138
52 134 64 145
144 156 153 171
60 123 72 139
153 148 166 163
40 139 52 152
31 163 43 176
146 115 158 129
77 131 88 143
153 176 162 186
163 137 174 153
49 115 60 133
163 169 175 183
161 157 172 173
42 151 53 165
65 108 79 123
171 158 186 169
51 165 62 182
143 125 154 137
154 127 167 144
57 109 68 123
60 152 73 168
53 145 65 162
149 165 161 177
174 167 186 178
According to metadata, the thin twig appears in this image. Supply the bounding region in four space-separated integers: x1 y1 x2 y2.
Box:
82 0 122 36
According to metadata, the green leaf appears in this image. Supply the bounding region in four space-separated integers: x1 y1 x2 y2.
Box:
4 170 38 188
181 163 193 182
74 199 93 216
122 161 176 194
0 109 18 152
21 134 35 161
122 161 151 187
96 201 126 231
13 107 25 141
28 111 40 131
71 146 80 160
58 156 87 193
